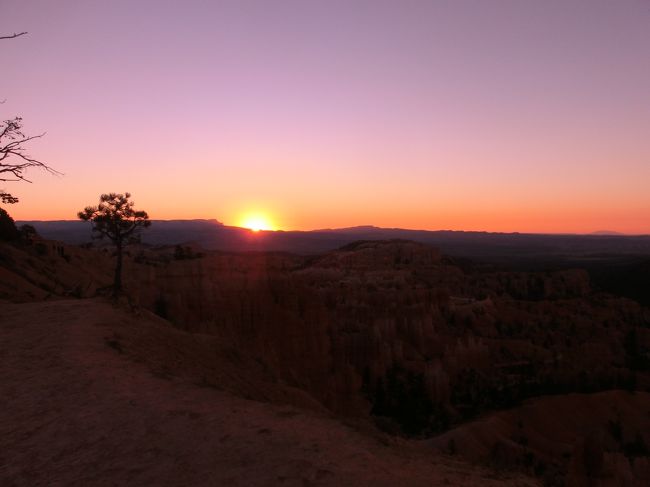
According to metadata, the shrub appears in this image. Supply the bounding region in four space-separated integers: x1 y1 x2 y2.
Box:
0 207 18 240
18 224 37 242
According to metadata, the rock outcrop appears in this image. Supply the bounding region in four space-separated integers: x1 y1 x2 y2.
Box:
120 240 650 433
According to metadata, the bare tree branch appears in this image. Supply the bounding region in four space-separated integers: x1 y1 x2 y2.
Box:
1 30 60 204
0 32 28 40
0 118 60 201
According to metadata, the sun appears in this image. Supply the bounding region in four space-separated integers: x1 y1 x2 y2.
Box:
240 213 275 232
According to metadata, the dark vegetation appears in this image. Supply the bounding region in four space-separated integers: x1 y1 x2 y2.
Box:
0 207 18 240
588 258 650 307
173 245 203 260
365 366 448 436
78 193 150 296
1 208 40 244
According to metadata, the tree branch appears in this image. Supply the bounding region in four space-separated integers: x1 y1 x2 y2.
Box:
0 32 28 40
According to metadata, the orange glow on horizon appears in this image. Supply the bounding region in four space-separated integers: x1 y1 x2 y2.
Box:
239 213 276 232
6 194 649 235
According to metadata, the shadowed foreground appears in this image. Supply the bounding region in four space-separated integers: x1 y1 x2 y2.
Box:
0 299 535 486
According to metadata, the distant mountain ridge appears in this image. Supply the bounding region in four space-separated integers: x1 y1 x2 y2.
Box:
18 219 650 264
590 230 625 236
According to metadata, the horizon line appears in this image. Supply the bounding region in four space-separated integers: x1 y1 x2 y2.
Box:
13 219 648 237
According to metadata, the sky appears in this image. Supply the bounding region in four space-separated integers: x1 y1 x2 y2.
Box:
1 0 649 234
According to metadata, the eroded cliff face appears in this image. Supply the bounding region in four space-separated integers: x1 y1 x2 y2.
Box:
122 242 459 415
4 237 647 431
122 241 649 432
0 239 113 300
428 391 650 486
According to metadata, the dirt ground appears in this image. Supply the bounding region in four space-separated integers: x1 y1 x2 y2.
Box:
0 298 537 486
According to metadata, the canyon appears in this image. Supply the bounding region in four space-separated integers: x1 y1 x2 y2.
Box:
2 235 649 485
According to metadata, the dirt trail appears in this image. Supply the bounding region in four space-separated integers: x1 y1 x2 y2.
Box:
0 299 536 486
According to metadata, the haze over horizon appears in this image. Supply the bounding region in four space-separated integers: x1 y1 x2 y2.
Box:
2 0 649 234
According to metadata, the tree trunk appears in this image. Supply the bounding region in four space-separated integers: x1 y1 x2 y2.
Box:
114 239 123 296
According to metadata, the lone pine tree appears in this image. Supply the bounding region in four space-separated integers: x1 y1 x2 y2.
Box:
78 192 150 296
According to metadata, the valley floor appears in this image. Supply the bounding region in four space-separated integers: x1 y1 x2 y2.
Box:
0 298 536 487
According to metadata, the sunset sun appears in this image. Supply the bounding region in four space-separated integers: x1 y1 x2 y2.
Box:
240 214 275 232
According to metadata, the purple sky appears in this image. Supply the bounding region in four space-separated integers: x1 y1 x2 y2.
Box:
2 0 649 233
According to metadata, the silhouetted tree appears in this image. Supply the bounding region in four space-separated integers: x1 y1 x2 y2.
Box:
0 207 18 240
18 223 37 241
78 193 150 296
1 31 59 205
